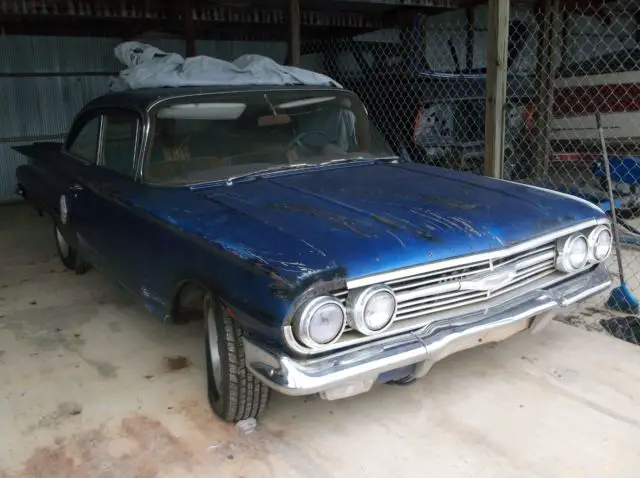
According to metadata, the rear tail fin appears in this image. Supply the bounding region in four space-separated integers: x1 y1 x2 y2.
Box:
12 141 63 159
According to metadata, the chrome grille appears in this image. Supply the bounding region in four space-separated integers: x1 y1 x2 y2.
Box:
338 242 557 325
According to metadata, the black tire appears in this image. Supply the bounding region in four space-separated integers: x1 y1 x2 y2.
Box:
205 293 270 422
53 220 89 275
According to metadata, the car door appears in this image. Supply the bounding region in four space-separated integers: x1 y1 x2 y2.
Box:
78 108 148 294
56 111 104 255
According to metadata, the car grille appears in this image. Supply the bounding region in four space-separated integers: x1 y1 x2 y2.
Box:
336 242 557 327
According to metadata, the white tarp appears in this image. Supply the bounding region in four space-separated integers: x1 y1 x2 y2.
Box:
109 42 342 91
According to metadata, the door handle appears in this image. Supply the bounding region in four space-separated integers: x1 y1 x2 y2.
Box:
69 183 83 198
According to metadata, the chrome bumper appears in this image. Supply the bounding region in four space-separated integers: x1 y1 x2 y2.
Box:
244 264 611 399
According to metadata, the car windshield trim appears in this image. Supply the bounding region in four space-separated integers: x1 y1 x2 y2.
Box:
143 89 396 187
223 155 400 186
180 155 397 189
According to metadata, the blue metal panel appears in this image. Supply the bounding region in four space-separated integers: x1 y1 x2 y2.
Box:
123 161 605 299
0 77 111 138
0 36 120 73
15 144 605 340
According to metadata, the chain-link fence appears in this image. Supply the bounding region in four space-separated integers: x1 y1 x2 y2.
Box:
300 1 640 346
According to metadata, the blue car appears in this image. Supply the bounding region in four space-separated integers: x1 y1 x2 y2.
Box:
15 85 613 422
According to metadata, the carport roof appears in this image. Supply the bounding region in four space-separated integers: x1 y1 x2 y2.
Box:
0 0 458 39
0 0 613 39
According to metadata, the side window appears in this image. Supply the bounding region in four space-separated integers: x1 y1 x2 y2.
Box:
102 112 139 177
68 116 101 163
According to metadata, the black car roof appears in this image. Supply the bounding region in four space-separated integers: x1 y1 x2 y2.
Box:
84 84 344 112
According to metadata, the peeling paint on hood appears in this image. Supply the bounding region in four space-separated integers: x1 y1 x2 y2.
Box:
130 162 605 288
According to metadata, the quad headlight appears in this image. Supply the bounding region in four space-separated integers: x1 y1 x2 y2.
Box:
588 225 613 262
293 296 346 348
292 285 397 349
347 284 397 335
556 226 612 273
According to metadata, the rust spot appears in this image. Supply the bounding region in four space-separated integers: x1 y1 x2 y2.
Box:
164 356 190 372
21 446 75 478
8 416 196 478
121 415 193 465
4 400 331 478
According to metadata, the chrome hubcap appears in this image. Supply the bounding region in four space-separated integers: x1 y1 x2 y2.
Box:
56 227 69 258
206 300 223 396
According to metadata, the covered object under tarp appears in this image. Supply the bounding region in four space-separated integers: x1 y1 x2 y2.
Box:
109 42 342 91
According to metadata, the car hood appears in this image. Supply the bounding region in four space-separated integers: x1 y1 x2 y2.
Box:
140 162 604 289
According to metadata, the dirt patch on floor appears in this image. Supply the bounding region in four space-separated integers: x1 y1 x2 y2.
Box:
6 415 197 478
164 356 190 372
27 402 83 433
4 400 291 478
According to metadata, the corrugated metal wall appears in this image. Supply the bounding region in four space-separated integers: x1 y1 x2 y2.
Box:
0 36 286 203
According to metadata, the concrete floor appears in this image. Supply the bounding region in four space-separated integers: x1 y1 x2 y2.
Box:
2 204 640 478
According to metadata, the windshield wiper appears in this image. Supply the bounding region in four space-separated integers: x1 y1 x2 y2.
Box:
319 155 399 166
226 163 312 186
224 156 400 186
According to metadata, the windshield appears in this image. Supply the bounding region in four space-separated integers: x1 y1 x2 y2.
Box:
145 89 394 185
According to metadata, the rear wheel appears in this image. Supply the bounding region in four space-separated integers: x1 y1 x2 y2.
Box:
205 293 270 422
53 220 89 274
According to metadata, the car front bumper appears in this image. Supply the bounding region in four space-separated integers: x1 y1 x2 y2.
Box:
244 264 611 400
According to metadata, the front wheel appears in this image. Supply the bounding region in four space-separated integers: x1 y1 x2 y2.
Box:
205 293 270 422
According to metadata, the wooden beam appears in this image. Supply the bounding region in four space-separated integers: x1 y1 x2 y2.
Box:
288 0 301 66
483 0 510 179
533 0 560 178
183 0 196 57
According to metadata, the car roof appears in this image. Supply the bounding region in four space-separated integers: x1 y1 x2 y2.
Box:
84 84 344 112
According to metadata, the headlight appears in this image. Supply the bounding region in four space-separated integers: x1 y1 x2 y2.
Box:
588 225 613 262
348 284 397 335
294 296 346 348
556 233 589 272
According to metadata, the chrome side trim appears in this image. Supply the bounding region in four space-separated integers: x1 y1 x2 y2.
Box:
245 264 611 397
346 219 609 290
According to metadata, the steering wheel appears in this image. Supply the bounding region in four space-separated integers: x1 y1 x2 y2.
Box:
286 130 334 155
